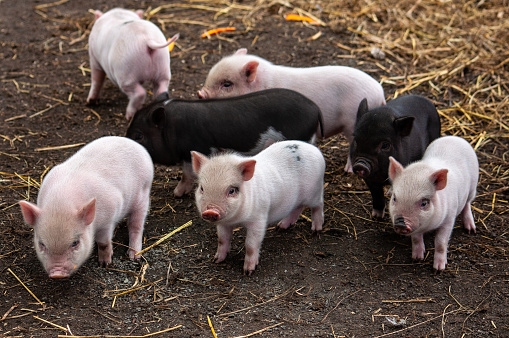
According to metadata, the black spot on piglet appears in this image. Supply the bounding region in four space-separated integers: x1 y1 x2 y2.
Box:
285 144 299 152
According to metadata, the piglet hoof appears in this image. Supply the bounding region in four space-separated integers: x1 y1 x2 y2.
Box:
98 259 111 268
86 98 100 106
243 268 255 276
213 253 226 264
127 249 141 260
311 222 323 232
243 257 258 275
276 219 291 230
344 162 354 173
371 208 385 219
411 253 425 261
433 258 447 272
463 221 476 234
98 244 113 267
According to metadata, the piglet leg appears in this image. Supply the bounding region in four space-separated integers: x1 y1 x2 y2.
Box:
87 67 106 105
95 226 115 267
122 82 147 121
310 204 324 231
126 201 149 260
367 181 385 218
411 232 425 261
277 206 303 229
243 222 267 275
174 162 196 197
461 202 476 234
154 79 170 97
433 221 454 271
214 224 233 263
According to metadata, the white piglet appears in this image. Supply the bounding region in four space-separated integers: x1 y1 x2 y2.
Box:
192 140 325 275
198 48 386 171
87 8 179 120
388 136 478 271
19 136 154 278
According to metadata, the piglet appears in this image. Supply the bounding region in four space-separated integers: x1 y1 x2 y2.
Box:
388 135 478 271
198 48 386 171
19 136 154 278
192 140 325 275
87 8 179 120
126 89 322 197
349 95 441 218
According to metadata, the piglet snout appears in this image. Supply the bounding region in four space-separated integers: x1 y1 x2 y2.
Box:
353 159 371 178
202 209 220 222
197 90 206 99
394 217 411 235
49 268 71 279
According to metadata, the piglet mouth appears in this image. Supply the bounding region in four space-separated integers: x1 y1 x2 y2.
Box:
393 217 412 235
48 268 71 279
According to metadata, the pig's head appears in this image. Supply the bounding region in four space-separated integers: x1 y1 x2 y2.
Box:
388 157 448 235
19 199 97 278
198 48 268 99
126 92 176 165
350 99 416 182
192 151 256 224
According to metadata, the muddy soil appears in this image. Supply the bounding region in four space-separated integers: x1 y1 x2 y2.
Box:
1 1 507 337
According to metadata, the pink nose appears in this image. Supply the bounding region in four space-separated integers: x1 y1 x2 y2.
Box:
197 90 206 99
202 210 220 222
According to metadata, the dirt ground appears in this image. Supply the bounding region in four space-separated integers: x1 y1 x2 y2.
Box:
1 0 508 337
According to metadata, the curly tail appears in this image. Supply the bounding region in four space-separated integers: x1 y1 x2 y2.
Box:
146 33 179 50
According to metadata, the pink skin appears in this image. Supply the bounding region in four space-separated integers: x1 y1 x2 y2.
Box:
173 162 196 197
19 136 153 278
198 48 386 172
87 8 179 120
388 136 478 272
192 141 325 275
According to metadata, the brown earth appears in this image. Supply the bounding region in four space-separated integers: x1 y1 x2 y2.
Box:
1 1 508 337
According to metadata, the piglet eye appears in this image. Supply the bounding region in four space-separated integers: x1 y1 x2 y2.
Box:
39 242 46 250
392 195 397 203
381 142 391 151
420 198 430 209
72 240 80 248
200 185 204 193
222 80 233 89
227 187 239 196
133 132 144 142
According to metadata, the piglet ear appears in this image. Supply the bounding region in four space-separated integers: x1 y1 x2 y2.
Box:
394 116 415 137
78 198 96 226
431 169 448 191
388 156 404 181
135 10 144 18
151 107 166 127
94 10 103 20
154 92 170 103
243 61 259 83
235 48 248 55
239 160 256 181
191 151 208 174
356 98 369 122
19 201 41 227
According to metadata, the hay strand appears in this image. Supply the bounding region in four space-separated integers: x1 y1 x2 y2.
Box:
135 220 192 256
7 268 43 305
